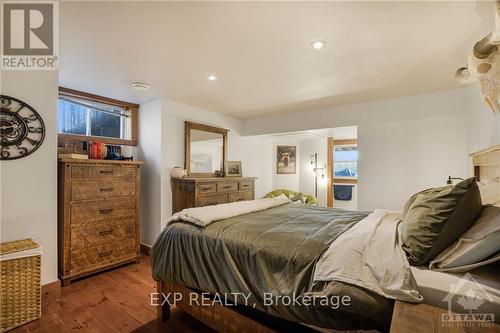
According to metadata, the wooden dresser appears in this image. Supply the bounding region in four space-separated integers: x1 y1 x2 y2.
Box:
171 177 257 213
58 159 143 286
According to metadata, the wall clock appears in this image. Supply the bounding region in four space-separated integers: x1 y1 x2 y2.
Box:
0 95 45 160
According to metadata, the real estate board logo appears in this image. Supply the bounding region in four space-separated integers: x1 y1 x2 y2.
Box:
2 1 58 70
441 273 495 328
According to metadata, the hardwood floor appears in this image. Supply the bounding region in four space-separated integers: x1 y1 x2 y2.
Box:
11 255 215 333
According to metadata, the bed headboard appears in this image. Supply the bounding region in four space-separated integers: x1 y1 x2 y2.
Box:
471 144 500 204
472 144 500 182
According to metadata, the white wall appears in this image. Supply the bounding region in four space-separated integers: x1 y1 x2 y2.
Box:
0 71 58 285
243 89 471 211
357 115 468 211
298 138 327 206
465 84 500 154
243 89 469 136
137 100 163 249
139 99 274 246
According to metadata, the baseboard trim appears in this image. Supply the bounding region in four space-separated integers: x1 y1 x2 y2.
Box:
140 243 151 256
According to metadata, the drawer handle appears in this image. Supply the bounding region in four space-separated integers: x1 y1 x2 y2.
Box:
223 186 233 189
100 188 114 192
99 229 114 236
100 170 114 174
200 188 211 192
99 209 114 214
99 250 113 257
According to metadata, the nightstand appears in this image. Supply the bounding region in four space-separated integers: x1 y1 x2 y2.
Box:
390 300 500 333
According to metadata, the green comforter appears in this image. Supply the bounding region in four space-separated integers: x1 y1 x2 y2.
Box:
151 204 394 332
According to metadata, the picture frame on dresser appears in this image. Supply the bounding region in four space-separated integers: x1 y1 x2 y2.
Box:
57 158 143 286
224 161 243 177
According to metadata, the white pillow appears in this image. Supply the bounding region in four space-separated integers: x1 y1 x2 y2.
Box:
275 193 290 201
429 205 500 272
478 180 500 205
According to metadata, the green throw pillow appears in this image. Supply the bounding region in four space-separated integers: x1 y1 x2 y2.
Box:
401 178 482 265
289 192 304 203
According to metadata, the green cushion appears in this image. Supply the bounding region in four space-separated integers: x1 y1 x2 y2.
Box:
264 189 319 205
401 178 482 265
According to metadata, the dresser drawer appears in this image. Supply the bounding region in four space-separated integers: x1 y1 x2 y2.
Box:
239 181 254 190
198 193 228 206
197 183 216 194
70 238 137 273
71 197 135 224
72 179 135 200
71 165 136 178
228 191 253 203
217 182 238 192
71 219 135 250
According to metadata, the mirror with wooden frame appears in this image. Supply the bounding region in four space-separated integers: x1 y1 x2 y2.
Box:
185 121 228 177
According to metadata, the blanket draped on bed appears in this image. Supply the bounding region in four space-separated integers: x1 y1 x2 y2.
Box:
151 204 396 332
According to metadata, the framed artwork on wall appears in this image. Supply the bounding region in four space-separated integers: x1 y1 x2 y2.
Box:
276 145 296 174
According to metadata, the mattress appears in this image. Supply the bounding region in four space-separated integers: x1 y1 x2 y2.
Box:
411 262 500 319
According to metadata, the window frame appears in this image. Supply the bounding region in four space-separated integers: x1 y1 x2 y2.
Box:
58 87 139 146
327 138 358 208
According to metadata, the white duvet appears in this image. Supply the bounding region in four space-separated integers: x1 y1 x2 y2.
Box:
314 209 423 303
166 195 291 227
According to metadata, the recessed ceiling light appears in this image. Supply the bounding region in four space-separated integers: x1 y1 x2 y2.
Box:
206 74 218 81
311 40 326 50
132 82 150 92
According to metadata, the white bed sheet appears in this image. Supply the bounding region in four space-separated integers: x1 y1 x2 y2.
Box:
411 263 500 317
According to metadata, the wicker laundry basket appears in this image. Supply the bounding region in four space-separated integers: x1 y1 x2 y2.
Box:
0 239 41 332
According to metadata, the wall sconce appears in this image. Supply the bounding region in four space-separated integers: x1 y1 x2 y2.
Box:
447 176 464 185
310 153 326 197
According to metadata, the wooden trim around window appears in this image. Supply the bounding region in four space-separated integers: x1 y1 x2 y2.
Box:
333 178 358 184
327 138 358 207
327 137 334 207
333 139 357 146
58 87 139 146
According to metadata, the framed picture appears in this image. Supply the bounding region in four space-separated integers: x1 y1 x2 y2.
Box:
277 145 296 174
224 161 242 177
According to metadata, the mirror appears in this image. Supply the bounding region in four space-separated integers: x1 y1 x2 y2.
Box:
185 122 228 177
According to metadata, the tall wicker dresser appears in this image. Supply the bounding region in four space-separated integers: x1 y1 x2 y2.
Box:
58 159 143 286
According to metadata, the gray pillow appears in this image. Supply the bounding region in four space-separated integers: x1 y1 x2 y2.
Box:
401 178 483 265
429 205 500 271
402 185 449 216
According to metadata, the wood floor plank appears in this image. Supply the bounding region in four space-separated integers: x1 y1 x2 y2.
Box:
89 274 156 324
10 255 214 333
26 301 70 333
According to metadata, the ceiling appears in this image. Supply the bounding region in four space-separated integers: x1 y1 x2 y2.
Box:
59 1 494 119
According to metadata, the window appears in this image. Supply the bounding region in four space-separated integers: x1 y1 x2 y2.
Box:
334 145 358 178
57 88 138 145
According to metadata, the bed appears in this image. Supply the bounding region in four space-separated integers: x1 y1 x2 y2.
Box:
151 205 394 332
151 145 500 333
